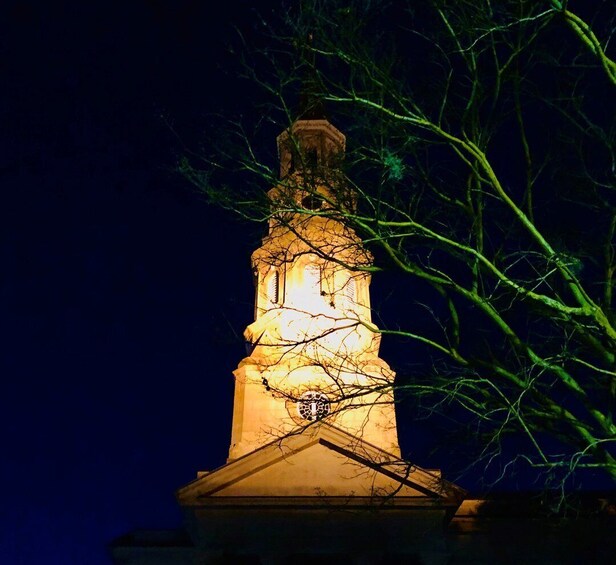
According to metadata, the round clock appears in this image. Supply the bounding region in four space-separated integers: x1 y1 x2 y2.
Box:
297 391 330 421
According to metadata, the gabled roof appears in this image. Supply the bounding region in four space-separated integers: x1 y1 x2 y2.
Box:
177 423 465 507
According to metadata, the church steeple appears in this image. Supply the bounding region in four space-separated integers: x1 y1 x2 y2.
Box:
114 40 463 565
227 109 400 461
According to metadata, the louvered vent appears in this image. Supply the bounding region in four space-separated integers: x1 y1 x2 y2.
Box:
345 277 356 304
267 271 279 304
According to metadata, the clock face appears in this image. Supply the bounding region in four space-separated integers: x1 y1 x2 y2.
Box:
297 391 330 421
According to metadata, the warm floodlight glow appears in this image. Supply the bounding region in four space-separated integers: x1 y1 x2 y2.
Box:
228 117 400 461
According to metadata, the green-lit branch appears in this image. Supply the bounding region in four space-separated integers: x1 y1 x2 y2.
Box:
550 2 616 86
184 0 616 487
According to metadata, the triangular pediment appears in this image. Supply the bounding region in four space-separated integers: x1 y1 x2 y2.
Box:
177 424 464 506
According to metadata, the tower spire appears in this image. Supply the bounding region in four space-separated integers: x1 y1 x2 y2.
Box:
297 33 327 120
226 89 400 462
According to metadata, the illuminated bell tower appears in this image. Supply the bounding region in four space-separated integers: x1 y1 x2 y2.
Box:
170 103 463 565
228 111 401 460
113 72 464 565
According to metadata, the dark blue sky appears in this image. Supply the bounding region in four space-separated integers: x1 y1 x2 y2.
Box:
0 3 450 561
1 1 275 563
2 1 613 563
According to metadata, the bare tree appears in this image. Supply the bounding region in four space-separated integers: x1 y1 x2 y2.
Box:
181 0 616 488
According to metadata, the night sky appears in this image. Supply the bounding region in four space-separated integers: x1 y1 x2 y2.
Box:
2 1 613 564
1 1 280 563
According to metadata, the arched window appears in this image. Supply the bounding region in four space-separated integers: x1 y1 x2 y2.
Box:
305 147 318 169
267 270 279 304
288 153 295 174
